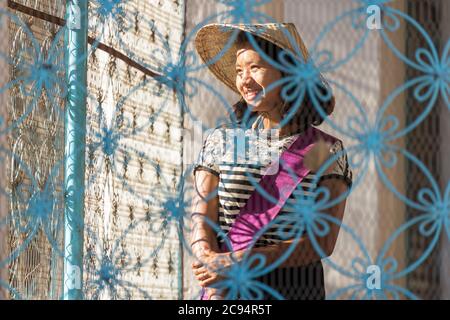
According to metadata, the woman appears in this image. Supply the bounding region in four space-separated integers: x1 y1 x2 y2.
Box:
190 23 352 300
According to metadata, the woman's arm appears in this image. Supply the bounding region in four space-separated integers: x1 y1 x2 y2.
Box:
191 169 228 298
190 169 220 260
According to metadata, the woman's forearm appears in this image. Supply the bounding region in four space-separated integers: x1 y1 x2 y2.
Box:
190 217 220 256
234 234 327 269
191 169 221 257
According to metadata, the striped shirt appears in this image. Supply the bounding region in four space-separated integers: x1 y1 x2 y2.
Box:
193 124 353 248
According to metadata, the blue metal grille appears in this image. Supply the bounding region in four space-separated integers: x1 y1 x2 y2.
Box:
0 0 449 300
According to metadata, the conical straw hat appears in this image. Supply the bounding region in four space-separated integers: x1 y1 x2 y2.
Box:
194 23 318 94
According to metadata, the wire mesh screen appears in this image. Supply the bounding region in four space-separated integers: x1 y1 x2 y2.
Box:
82 0 185 300
1 0 66 299
0 0 449 300
1 0 185 299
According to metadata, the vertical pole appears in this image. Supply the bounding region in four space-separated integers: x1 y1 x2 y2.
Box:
63 0 87 300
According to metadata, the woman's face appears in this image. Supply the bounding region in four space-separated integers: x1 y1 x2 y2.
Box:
235 44 283 113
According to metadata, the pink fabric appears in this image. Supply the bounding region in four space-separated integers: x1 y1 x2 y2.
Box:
200 126 338 299
222 126 337 252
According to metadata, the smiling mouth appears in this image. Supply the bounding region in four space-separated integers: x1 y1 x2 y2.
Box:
244 89 261 100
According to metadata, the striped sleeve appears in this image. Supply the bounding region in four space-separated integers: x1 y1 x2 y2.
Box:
318 140 353 188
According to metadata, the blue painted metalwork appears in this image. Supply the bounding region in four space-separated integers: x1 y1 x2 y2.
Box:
63 0 88 300
0 0 448 300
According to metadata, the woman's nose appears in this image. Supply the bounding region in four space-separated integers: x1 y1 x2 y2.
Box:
241 70 254 85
